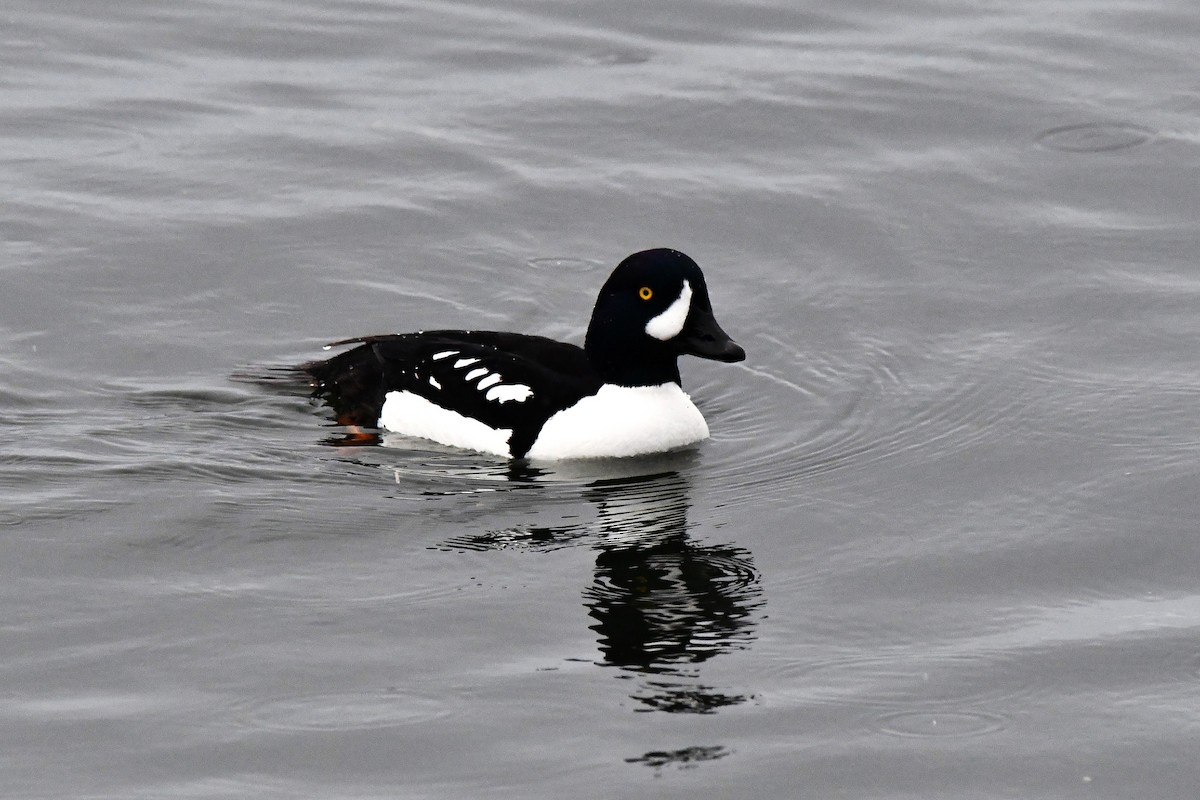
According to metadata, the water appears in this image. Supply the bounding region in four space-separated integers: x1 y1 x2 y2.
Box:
3 0 1199 796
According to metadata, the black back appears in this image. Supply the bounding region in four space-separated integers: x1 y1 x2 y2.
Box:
303 331 603 457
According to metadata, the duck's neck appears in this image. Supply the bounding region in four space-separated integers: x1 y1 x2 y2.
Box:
584 328 681 387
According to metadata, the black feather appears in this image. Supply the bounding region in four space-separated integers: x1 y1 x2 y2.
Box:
303 331 603 457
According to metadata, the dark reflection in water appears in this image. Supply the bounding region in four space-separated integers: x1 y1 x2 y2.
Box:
442 469 763 713
625 744 731 774
583 474 761 713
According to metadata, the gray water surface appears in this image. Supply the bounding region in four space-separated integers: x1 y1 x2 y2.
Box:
3 0 1200 797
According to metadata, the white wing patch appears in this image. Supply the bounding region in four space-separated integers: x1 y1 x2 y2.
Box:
445 355 533 404
477 373 502 390
427 349 533 405
485 383 533 403
645 280 693 341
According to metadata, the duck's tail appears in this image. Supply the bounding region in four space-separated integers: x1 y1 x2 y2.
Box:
300 342 388 428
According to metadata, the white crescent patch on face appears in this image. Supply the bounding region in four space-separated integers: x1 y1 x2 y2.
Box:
644 279 692 341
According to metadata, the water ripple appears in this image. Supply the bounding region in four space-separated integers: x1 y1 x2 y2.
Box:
871 709 1007 739
1036 122 1156 153
698 331 1048 507
774 649 1034 710
230 688 454 733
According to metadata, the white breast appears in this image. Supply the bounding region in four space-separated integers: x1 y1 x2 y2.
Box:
525 383 710 460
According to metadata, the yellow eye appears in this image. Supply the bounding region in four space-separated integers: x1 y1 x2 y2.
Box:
638 286 653 301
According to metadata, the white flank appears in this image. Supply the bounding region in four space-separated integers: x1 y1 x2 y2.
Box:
428 376 441 389
485 383 533 403
454 358 479 369
380 390 511 456
431 350 457 360
464 367 488 381
645 280 692 341
476 373 502 390
525 383 709 460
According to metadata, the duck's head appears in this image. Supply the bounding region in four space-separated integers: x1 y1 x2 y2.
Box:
584 248 745 386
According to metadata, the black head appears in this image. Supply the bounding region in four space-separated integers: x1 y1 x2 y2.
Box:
584 249 745 386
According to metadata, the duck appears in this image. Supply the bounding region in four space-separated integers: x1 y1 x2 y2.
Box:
302 248 745 459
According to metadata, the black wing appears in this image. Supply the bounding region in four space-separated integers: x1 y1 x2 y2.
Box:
302 331 602 456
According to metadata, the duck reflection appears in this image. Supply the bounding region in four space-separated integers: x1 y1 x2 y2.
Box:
581 471 761 713
440 464 763 714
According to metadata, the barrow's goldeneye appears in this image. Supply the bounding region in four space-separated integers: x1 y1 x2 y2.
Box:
302 248 745 459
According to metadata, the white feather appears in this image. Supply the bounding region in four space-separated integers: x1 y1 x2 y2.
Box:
485 384 533 403
379 390 511 456
525 383 708 460
645 280 692 341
